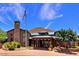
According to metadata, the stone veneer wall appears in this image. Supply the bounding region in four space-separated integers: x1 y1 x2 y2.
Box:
7 30 14 42
14 29 20 42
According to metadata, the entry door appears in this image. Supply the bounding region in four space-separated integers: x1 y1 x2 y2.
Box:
39 40 43 47
43 40 49 48
39 40 49 48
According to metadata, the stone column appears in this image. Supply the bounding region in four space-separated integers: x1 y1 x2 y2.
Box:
49 40 52 48
32 40 34 48
38 40 39 47
36 40 38 48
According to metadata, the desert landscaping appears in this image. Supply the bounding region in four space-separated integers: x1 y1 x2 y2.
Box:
0 47 79 56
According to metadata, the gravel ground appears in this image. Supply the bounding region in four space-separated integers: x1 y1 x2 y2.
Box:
0 48 78 56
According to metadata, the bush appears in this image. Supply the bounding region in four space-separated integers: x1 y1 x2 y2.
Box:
3 41 21 50
3 42 15 50
71 46 76 48
26 46 33 50
11 41 21 48
8 45 15 50
49 44 54 48
71 46 79 48
3 42 11 50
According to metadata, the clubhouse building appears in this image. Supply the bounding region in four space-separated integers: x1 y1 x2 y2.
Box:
7 21 59 49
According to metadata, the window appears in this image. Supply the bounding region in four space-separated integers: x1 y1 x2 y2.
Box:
39 32 48 35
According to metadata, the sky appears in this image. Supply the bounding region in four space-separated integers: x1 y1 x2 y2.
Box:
0 3 79 34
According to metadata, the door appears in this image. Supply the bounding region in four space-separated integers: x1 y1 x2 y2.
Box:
39 40 49 48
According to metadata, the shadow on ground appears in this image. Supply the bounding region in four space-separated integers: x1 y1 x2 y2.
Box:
54 48 77 55
33 47 48 51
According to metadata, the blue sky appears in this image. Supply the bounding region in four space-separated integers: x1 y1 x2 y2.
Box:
0 3 79 34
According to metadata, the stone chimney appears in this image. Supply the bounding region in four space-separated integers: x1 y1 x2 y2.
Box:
14 21 20 29
14 21 20 42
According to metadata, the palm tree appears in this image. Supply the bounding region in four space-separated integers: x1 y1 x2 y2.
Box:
54 29 77 48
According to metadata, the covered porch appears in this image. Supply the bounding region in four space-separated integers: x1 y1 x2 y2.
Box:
29 36 57 50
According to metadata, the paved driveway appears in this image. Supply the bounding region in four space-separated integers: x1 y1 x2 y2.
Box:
0 48 78 56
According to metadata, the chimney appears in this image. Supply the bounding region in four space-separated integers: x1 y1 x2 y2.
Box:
14 21 20 29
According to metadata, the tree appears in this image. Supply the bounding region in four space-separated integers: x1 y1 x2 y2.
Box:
54 29 78 48
54 29 77 42
0 29 7 43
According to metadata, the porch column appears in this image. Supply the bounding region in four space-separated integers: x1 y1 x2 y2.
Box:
32 40 34 47
38 40 39 47
36 40 39 47
38 40 40 47
49 39 52 48
34 40 36 48
35 40 37 48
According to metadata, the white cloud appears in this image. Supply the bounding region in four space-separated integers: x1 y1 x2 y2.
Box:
45 22 53 29
0 3 26 21
0 16 8 25
54 14 63 19
39 3 63 20
13 4 26 20
7 15 14 23
0 3 27 25
45 14 63 29
39 3 63 29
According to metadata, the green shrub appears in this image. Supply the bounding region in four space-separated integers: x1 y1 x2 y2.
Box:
8 45 15 50
49 44 54 49
11 41 17 48
71 46 79 48
3 42 11 50
3 42 15 50
3 41 21 50
11 41 21 48
16 42 21 48
71 46 76 48
26 46 33 50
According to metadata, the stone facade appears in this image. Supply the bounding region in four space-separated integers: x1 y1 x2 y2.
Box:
7 21 31 46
